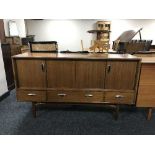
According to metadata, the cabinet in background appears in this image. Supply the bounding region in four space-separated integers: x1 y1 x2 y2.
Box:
1 43 15 90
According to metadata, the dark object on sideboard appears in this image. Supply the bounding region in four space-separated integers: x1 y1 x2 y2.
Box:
5 36 22 56
60 50 89 53
150 45 155 51
1 43 15 90
29 41 58 53
21 35 35 45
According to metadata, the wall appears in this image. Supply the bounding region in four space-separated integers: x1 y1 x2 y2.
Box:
111 19 155 43
3 19 26 37
0 42 8 96
26 19 97 51
25 19 155 51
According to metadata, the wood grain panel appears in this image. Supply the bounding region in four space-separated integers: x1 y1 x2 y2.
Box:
105 91 134 104
76 61 106 88
139 64 155 84
16 59 46 89
137 85 155 107
47 60 75 88
105 61 137 90
0 19 5 43
12 53 141 106
17 90 46 102
137 64 155 107
1 44 15 90
47 90 104 103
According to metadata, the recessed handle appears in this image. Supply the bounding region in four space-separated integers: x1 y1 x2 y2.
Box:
115 95 124 98
57 93 67 97
85 94 93 97
27 93 36 96
41 62 45 72
107 65 111 73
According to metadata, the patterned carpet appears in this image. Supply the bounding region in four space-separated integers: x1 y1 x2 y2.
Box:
0 90 155 135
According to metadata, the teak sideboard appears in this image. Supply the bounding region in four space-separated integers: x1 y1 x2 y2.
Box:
12 52 141 118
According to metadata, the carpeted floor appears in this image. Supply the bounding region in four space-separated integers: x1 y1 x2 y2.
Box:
0 89 155 135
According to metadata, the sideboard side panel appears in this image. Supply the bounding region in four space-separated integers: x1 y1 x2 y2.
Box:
137 63 155 107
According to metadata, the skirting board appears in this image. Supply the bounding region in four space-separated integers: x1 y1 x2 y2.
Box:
0 91 10 102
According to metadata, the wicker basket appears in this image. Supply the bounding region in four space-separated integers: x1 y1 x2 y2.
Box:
29 41 58 53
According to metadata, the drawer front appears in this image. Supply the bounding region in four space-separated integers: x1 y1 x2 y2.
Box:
17 90 46 102
47 90 104 103
105 91 135 104
137 85 155 107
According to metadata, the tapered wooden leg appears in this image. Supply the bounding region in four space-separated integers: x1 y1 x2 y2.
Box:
32 102 37 118
113 105 119 120
147 108 152 120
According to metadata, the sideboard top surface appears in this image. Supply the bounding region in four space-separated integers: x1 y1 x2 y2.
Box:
12 52 141 61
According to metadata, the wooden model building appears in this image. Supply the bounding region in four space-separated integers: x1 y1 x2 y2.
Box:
89 40 110 52
88 21 111 52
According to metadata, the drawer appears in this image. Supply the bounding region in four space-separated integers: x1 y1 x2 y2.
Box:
137 85 155 107
17 90 46 102
105 91 135 104
47 90 104 103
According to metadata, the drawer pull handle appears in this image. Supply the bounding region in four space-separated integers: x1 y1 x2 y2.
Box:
115 95 124 98
85 94 93 97
107 65 111 73
27 93 36 96
103 101 110 103
57 93 67 97
41 62 45 72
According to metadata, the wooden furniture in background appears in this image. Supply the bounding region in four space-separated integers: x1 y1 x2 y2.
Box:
1 43 15 90
0 19 5 43
135 53 155 120
88 21 111 52
5 36 22 56
20 45 30 53
0 20 15 91
5 36 21 45
12 53 141 118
